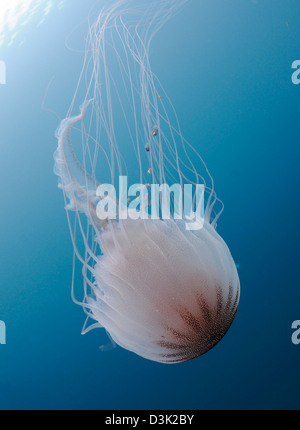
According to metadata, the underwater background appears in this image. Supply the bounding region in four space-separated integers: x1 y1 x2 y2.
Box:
0 0 299 410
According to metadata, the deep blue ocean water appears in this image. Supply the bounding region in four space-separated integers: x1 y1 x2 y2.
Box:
0 0 300 410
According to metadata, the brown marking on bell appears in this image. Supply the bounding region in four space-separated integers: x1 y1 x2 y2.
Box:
154 283 239 363
196 293 212 323
216 286 224 315
167 327 192 341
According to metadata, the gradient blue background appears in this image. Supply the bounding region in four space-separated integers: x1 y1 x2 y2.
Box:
0 0 299 410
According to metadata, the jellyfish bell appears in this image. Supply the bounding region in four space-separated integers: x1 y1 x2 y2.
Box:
54 0 240 363
90 218 239 363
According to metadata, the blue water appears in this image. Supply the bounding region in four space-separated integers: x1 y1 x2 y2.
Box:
0 0 299 410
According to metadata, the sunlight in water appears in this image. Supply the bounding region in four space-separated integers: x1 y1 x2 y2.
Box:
0 0 64 47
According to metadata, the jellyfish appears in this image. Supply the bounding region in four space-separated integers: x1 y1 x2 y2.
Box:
54 0 240 364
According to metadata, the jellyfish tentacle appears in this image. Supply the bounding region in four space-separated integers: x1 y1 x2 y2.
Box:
54 99 103 223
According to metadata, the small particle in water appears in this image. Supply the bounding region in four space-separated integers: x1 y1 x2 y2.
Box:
152 126 158 137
